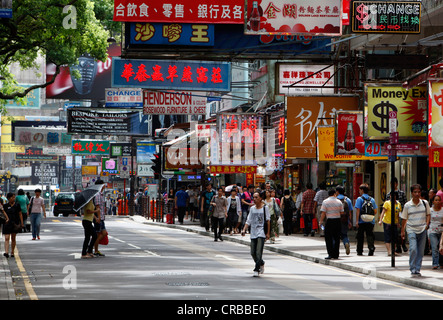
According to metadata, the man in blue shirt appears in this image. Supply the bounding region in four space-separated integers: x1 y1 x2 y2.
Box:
354 184 378 256
175 186 189 225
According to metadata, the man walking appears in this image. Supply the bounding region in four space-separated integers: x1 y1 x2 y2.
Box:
336 185 353 255
301 182 316 237
200 183 215 231
175 186 189 225
319 189 344 259
355 184 377 256
401 184 431 277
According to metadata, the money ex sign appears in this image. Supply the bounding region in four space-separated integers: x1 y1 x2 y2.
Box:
143 91 207 115
365 84 427 140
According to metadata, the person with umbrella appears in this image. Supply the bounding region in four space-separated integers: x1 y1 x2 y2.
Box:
93 179 107 257
73 182 105 259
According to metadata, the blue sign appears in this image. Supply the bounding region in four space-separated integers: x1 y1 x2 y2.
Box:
137 141 157 163
112 57 231 92
130 23 214 46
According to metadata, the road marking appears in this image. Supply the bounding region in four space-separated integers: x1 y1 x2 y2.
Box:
14 248 38 300
69 253 82 259
215 254 237 261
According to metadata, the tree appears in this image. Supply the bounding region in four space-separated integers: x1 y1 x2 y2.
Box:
0 0 117 112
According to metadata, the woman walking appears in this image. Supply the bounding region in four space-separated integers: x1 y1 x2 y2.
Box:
241 191 270 277
3 193 23 258
264 190 279 243
28 189 46 240
81 199 99 259
429 195 443 269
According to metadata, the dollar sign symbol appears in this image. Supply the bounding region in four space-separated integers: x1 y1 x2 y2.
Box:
356 4 369 23
372 101 397 134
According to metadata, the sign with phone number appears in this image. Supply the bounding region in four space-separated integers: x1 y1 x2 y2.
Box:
365 141 426 157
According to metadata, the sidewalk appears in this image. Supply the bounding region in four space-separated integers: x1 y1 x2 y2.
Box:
131 215 443 295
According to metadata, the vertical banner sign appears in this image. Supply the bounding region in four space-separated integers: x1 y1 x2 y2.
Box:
365 84 427 140
245 0 342 35
286 96 359 159
429 81 443 148
351 1 421 34
335 111 365 155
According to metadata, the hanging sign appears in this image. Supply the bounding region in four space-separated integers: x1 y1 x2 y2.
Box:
351 1 421 34
112 58 231 92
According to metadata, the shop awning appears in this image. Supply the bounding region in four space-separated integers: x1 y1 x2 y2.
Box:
402 62 443 89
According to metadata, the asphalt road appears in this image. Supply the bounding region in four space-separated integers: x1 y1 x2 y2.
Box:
7 216 443 303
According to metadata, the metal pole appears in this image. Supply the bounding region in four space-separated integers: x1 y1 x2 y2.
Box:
391 161 395 267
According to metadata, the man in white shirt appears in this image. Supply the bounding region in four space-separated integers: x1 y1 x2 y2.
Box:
401 184 431 277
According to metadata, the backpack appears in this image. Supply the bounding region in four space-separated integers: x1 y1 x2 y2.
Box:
284 197 296 213
339 196 350 224
360 196 375 222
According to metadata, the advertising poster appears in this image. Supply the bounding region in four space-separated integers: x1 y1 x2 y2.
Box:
67 109 149 135
365 84 427 140
286 96 359 158
244 0 342 36
335 111 365 155
428 81 443 148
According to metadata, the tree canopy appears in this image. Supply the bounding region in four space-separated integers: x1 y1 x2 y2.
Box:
0 0 118 109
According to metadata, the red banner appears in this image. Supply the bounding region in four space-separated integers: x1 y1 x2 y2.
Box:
114 0 244 24
430 148 443 168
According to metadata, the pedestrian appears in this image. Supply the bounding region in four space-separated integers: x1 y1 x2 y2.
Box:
81 199 99 259
429 188 437 206
241 191 270 277
428 194 443 269
2 193 23 258
300 182 316 237
386 177 408 254
186 185 195 221
105 194 112 215
93 179 107 257
226 188 242 235
0 198 10 227
200 183 215 231
437 178 443 200
264 189 280 243
313 182 328 236
319 189 343 259
280 189 295 235
293 186 303 232
355 184 378 256
175 186 189 225
28 189 46 241
336 185 353 255
401 184 431 277
211 187 227 241
16 189 29 233
240 185 254 232
378 191 402 256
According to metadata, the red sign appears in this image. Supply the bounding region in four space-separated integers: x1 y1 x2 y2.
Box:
114 0 244 24
430 148 443 168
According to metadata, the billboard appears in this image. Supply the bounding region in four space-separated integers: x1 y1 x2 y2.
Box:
143 91 207 115
365 84 427 140
335 111 365 155
428 81 443 148
286 96 359 158
113 0 244 24
112 57 231 92
244 0 342 36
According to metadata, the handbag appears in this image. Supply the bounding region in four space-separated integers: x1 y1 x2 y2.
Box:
12 222 22 233
99 231 109 245
28 197 34 216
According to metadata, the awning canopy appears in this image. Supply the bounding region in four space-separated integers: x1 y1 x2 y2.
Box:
402 62 443 89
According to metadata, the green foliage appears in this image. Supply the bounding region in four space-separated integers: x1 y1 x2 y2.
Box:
0 0 119 116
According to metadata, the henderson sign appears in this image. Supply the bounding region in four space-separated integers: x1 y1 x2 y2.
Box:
143 91 207 115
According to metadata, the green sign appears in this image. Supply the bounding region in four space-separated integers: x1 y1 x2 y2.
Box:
71 140 111 155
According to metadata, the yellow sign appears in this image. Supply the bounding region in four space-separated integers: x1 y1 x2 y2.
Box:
81 166 98 176
366 85 427 140
1 116 25 153
429 81 443 147
317 126 386 161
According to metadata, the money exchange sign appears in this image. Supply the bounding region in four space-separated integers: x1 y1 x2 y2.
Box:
365 85 427 140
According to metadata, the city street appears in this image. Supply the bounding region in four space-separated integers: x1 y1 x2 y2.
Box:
4 216 443 301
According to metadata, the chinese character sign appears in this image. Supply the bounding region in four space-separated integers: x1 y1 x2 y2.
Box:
352 1 421 34
245 0 342 36
277 64 335 95
365 85 427 140
112 58 231 92
114 0 244 24
429 81 443 148
71 140 111 155
130 23 214 46
430 148 443 168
